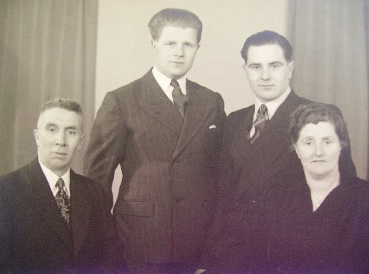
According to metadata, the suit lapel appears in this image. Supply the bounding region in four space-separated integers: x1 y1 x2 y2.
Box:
137 71 216 159
232 92 300 178
137 70 183 136
172 81 213 159
70 171 91 256
26 159 73 251
230 106 254 165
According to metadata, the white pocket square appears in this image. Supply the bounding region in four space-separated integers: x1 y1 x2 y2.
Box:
209 125 217 129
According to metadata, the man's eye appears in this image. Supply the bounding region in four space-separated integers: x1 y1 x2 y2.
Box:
67 130 76 135
271 64 281 69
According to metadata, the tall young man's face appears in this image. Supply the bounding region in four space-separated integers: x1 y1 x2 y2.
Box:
152 25 200 79
243 43 294 102
34 108 84 176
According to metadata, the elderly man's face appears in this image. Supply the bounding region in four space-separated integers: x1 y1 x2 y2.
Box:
34 108 84 176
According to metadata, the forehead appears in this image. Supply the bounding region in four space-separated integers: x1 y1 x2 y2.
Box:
158 25 198 42
38 108 82 129
299 122 338 138
247 44 286 64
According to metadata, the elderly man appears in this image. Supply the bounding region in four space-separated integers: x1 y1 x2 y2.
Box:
0 98 122 272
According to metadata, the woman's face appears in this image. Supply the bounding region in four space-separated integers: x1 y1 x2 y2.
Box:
294 121 341 179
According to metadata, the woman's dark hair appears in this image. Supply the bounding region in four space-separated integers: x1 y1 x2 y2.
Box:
290 103 349 148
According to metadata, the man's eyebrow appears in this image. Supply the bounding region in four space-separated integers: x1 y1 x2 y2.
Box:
247 62 261 67
269 61 283 65
65 126 78 130
45 123 57 127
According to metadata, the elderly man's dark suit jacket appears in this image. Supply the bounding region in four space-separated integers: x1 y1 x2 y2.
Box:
84 69 226 265
0 158 120 273
202 91 356 271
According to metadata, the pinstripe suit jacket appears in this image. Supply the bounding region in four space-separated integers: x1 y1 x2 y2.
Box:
0 158 120 272
202 91 356 271
84 69 226 264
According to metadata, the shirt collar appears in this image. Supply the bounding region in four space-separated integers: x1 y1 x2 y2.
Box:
254 87 291 120
152 67 187 99
39 159 71 196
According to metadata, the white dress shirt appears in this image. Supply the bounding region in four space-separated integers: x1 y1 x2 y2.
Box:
39 160 71 197
152 66 187 103
249 87 292 137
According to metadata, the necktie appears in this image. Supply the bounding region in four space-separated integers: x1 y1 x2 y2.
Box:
171 80 189 118
55 178 71 226
249 104 268 144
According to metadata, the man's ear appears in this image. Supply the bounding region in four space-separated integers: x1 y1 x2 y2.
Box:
288 61 294 79
77 133 85 151
33 129 40 147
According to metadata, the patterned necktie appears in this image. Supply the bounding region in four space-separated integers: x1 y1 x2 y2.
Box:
249 104 268 144
55 178 71 226
171 80 189 118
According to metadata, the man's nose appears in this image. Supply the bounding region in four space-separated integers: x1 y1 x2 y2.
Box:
55 132 66 146
174 45 184 56
261 68 271 80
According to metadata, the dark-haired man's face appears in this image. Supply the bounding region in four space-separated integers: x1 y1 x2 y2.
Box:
152 25 200 79
243 44 294 102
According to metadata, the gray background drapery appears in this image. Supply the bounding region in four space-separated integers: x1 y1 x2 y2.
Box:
0 0 97 175
288 0 369 179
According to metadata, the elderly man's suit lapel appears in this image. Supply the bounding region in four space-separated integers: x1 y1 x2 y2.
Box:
26 159 73 252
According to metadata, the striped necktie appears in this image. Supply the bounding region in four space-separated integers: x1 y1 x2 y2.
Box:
249 104 268 144
171 80 189 118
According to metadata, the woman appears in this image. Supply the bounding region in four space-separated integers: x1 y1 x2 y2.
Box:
265 103 369 273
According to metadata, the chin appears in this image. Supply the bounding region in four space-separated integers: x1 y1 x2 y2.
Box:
310 169 335 179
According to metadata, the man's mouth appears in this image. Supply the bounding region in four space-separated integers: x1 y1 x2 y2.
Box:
54 152 67 156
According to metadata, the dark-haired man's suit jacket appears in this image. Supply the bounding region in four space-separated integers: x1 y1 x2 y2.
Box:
84 69 226 265
0 158 120 273
202 91 356 271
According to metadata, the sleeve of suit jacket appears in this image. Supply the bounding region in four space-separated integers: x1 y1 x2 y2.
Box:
84 92 127 208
